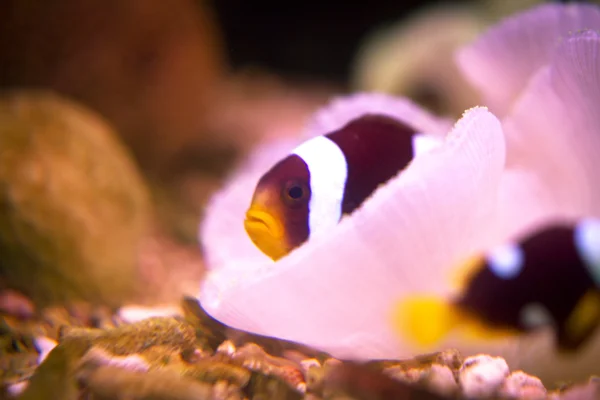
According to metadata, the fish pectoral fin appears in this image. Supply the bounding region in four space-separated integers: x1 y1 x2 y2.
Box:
392 296 463 349
560 290 600 351
393 296 519 349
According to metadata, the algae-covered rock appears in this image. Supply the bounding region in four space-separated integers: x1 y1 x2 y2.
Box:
77 365 216 400
91 317 196 356
5 302 599 400
0 91 151 308
18 337 91 400
0 317 39 387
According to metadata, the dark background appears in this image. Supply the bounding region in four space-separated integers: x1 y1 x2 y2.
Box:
210 0 479 84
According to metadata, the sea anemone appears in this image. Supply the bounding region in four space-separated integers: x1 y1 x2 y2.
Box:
198 3 600 383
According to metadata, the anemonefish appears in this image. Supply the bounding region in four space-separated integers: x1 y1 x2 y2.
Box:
395 218 600 352
244 114 442 260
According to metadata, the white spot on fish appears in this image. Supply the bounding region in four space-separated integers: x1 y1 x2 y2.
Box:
574 218 600 286
486 243 524 280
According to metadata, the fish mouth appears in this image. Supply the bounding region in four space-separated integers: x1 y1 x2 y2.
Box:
245 213 268 229
244 209 281 238
244 207 288 260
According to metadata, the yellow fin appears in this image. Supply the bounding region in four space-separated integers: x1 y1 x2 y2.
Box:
565 290 600 345
392 295 520 349
392 296 462 349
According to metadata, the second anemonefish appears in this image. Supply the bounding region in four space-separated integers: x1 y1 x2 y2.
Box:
244 114 442 260
394 218 600 352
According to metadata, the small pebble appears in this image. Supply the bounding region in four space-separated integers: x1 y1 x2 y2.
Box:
216 340 236 356
433 348 463 370
0 290 35 319
211 380 243 400
425 364 458 396
34 336 58 365
90 306 120 329
548 380 600 400
300 358 321 372
67 302 94 326
6 298 598 400
278 365 307 393
499 370 546 399
80 347 150 372
458 354 509 398
6 381 29 397
78 364 214 400
181 347 210 363
405 367 426 383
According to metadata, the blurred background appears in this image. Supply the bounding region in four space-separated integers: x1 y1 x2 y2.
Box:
0 0 544 308
0 0 543 174
215 0 469 83
214 0 534 83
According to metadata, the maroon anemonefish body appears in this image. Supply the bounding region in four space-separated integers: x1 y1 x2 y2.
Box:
455 219 600 350
394 219 600 353
244 114 440 260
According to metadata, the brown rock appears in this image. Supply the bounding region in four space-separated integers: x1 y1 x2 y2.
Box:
77 364 216 400
0 91 151 307
324 362 451 400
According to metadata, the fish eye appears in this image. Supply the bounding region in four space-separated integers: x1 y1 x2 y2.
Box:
283 180 308 204
288 185 304 199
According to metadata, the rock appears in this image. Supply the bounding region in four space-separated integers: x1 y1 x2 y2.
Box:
382 362 458 397
6 380 28 397
89 317 196 356
0 316 41 387
79 346 150 373
76 364 216 400
428 349 463 371
422 364 458 396
33 336 57 364
180 358 251 388
246 372 303 400
0 289 35 319
14 317 201 398
118 304 183 324
548 378 600 400
499 370 546 399
229 343 306 393
4 298 598 399
18 340 89 400
458 354 509 398
323 362 449 400
0 91 151 308
550 379 600 400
